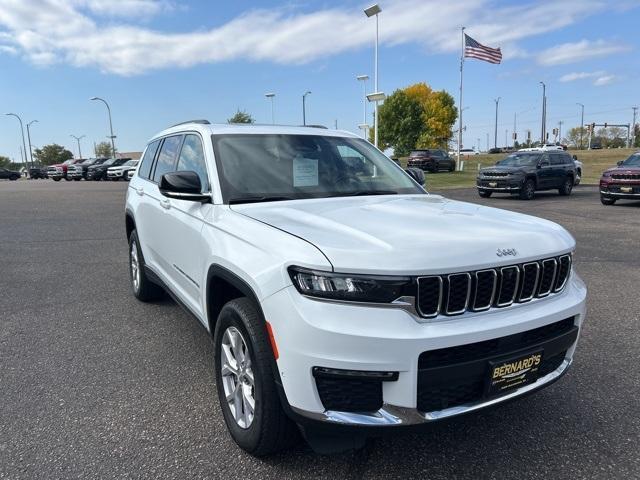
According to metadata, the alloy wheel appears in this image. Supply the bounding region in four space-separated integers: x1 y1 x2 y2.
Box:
220 326 255 429
130 241 140 292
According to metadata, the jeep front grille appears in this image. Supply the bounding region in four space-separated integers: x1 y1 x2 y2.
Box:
416 254 571 318
611 173 640 180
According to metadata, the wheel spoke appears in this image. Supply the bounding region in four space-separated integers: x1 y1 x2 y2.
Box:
221 344 238 374
219 326 255 428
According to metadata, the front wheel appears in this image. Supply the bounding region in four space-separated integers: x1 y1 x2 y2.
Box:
10 176 19 181
214 298 298 456
128 230 164 301
559 177 573 196
478 190 492 198
600 196 616 205
52 178 61 182
519 179 536 200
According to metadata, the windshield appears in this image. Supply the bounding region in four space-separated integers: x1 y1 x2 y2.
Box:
63 159 75 165
212 134 424 203
497 153 541 167
123 160 138 166
80 159 94 165
621 153 640 166
102 159 116 166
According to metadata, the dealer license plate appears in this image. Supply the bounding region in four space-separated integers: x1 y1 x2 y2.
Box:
489 182 497 187
621 186 632 193
486 350 543 397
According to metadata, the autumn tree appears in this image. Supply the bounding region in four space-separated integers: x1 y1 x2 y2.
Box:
377 82 457 155
33 144 73 165
376 90 424 156
228 109 254 124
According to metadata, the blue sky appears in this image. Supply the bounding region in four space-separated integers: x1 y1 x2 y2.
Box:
0 0 639 160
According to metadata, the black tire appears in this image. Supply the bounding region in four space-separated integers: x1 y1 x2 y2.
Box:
478 190 492 198
559 176 573 196
519 179 536 200
449 164 455 172
74 178 81 181
10 175 19 181
64 176 71 181
128 229 163 301
600 196 616 205
53 178 61 182
214 298 298 456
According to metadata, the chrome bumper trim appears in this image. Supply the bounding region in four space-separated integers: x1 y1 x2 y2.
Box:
477 186 520 191
292 358 571 426
600 190 640 196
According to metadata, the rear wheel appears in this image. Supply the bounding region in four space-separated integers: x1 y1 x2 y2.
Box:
519 179 536 200
214 298 298 456
10 175 19 181
53 178 61 182
478 190 492 198
559 177 573 196
600 196 616 205
128 230 163 301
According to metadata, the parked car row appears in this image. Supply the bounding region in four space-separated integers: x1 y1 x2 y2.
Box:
42 158 138 181
476 149 639 206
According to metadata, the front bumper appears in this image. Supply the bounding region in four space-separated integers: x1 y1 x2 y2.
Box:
477 177 522 191
107 170 124 179
263 272 586 428
600 181 640 200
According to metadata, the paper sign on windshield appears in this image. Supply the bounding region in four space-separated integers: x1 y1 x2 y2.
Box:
293 157 318 187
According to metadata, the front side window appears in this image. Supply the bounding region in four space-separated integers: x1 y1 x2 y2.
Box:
177 134 209 191
212 134 423 203
153 135 183 182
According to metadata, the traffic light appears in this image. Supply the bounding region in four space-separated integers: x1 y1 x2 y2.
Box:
591 122 595 130
604 122 608 128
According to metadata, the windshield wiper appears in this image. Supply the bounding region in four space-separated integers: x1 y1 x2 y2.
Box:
340 190 398 197
229 195 296 205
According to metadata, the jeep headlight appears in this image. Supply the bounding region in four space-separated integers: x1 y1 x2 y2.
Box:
288 267 411 303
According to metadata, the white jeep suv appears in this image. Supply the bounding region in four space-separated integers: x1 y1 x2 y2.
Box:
125 121 587 455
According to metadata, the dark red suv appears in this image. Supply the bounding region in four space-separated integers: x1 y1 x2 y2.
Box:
599 152 640 205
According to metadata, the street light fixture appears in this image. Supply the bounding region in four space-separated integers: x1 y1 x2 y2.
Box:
364 4 381 147
539 82 546 144
302 91 312 126
265 93 276 124
26 119 38 166
493 97 501 149
576 103 585 149
70 134 86 159
356 74 369 138
5 113 30 169
90 97 116 158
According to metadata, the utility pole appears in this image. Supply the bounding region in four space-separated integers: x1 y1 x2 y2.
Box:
5 113 30 169
631 107 638 148
90 97 117 158
486 133 489 152
558 121 563 143
504 129 508 148
576 103 585 149
70 134 85 159
26 120 38 166
493 97 501 149
539 82 547 144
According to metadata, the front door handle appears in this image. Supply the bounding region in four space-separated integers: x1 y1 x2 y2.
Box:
136 187 144 196
160 198 171 210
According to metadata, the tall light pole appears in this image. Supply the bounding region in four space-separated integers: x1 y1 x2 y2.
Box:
90 97 116 158
632 106 638 148
493 97 500 149
5 113 29 169
70 134 86 159
265 93 275 124
364 4 382 148
26 119 38 166
576 103 585 149
486 133 489 152
356 74 369 138
302 91 311 126
539 82 546 144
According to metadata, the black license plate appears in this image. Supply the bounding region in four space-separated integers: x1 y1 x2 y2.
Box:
486 349 543 397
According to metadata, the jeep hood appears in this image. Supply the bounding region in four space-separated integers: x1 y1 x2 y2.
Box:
231 195 575 275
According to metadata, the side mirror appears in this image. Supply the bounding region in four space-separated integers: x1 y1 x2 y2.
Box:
405 167 425 185
572 155 577 160
159 171 210 202
617 160 623 166
537 161 549 169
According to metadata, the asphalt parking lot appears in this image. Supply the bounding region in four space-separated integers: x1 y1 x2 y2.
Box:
1 180 639 479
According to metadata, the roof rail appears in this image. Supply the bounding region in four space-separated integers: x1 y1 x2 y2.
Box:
301 124 328 129
169 119 211 128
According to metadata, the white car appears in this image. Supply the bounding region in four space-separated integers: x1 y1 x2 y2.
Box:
107 159 138 181
124 121 587 456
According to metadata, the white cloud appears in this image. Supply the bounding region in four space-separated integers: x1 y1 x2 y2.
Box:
537 39 630 66
0 0 628 76
593 74 617 86
559 71 604 82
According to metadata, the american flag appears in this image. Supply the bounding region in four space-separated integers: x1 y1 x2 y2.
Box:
464 34 502 64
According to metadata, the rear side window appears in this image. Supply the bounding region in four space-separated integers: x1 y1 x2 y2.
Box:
152 135 183 182
176 134 209 192
550 154 564 165
138 140 160 180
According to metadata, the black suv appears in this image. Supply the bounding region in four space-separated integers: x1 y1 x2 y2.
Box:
0 167 21 180
477 151 576 200
86 158 127 180
28 166 48 179
406 149 455 172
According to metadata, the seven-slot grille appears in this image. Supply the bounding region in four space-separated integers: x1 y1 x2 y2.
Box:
611 173 640 180
417 254 571 318
481 171 509 178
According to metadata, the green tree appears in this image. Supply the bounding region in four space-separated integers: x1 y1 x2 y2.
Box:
376 89 424 156
634 125 640 148
0 155 12 168
95 141 113 158
33 144 74 165
564 127 584 148
227 109 254 124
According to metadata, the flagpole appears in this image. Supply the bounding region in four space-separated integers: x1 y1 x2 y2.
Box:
457 27 465 171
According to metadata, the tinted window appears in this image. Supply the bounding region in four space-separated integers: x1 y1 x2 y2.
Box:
550 154 564 165
153 135 183 182
138 140 160 179
176 134 209 191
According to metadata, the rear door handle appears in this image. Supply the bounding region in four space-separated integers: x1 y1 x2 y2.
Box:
136 187 144 196
160 199 171 210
